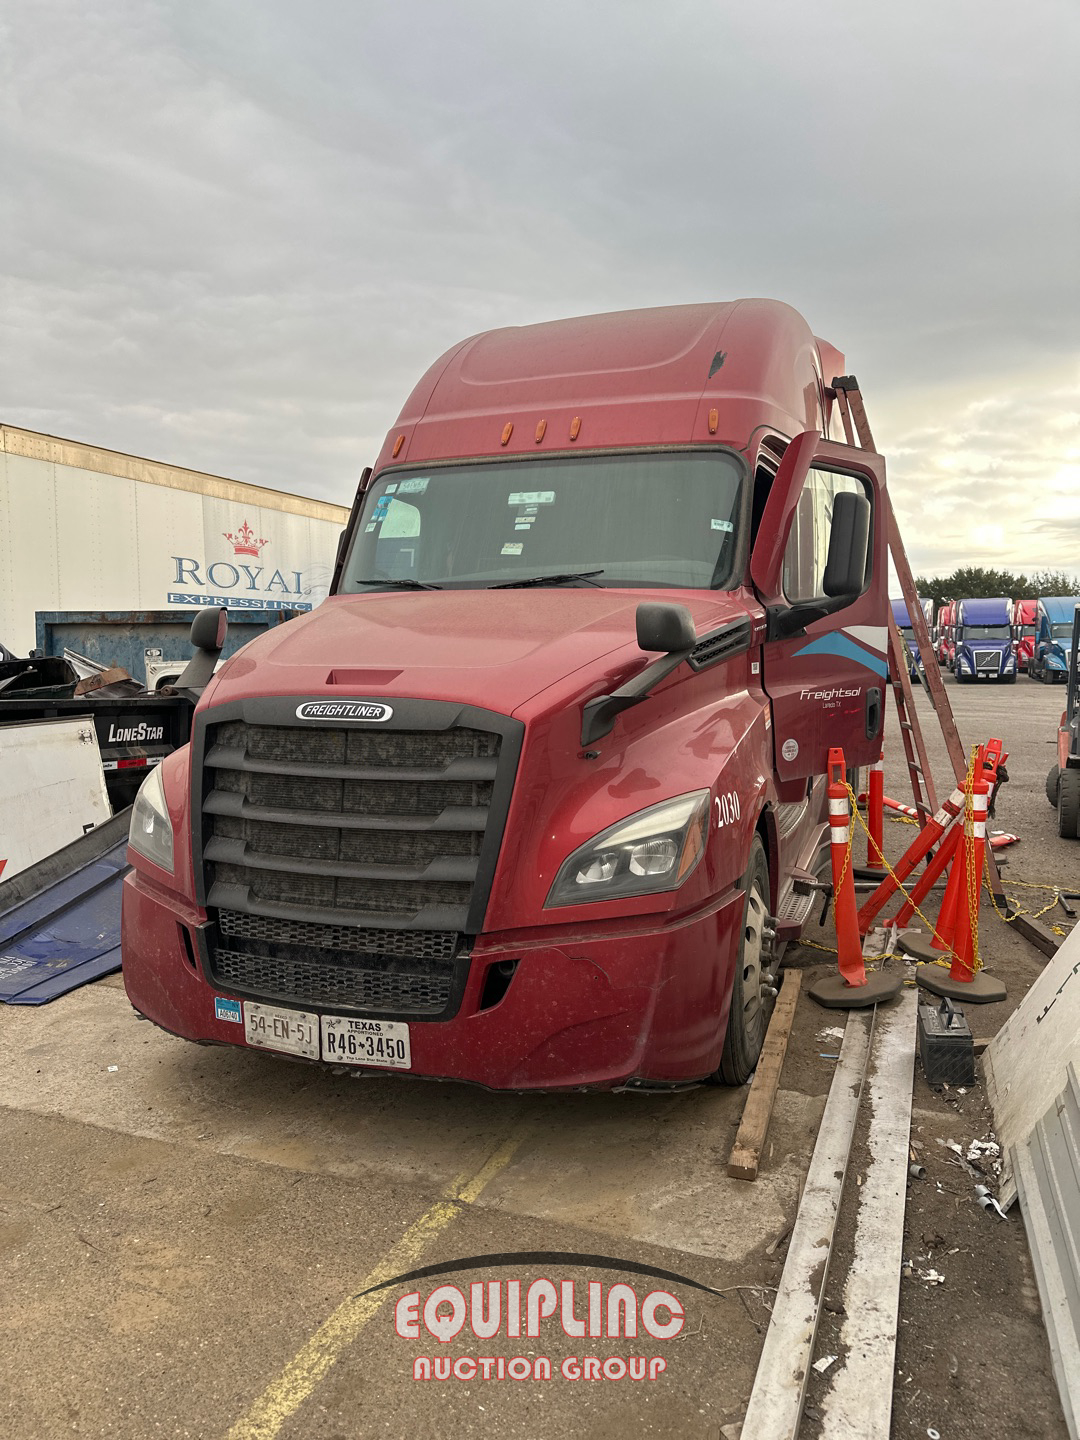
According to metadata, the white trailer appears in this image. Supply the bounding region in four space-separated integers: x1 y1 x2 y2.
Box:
0 425 351 656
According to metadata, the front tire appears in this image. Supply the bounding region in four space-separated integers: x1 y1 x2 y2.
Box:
1059 769 1080 839
1046 765 1061 807
715 838 772 1085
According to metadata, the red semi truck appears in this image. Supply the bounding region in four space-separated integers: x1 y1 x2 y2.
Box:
121 300 889 1090
1011 598 1036 672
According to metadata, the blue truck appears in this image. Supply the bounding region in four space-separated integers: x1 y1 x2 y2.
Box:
1029 596 1080 684
890 596 932 677
953 597 1016 683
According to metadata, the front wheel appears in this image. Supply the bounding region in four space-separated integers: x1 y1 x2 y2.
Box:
714 837 773 1085
1046 765 1061 807
1059 769 1080 839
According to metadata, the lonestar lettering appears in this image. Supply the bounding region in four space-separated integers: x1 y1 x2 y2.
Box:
107 722 166 744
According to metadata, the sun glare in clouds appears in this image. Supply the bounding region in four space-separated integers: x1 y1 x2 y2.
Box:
882 367 1080 579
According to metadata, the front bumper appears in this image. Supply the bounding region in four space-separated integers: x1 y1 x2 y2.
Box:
121 871 744 1090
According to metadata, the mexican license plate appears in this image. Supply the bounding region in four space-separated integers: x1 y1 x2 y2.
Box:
243 1002 320 1059
321 1014 411 1070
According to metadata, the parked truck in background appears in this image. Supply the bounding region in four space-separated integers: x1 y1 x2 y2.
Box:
122 298 890 1092
1045 604 1080 838
1029 596 1080 683
1011 598 1037 672
891 596 931 676
937 600 956 666
954 597 1016 683
0 425 349 657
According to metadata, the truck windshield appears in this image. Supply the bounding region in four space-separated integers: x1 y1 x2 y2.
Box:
1052 622 1077 639
962 625 1010 639
340 453 745 591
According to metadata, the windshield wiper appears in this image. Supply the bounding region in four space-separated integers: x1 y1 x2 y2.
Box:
351 578 443 590
490 570 605 590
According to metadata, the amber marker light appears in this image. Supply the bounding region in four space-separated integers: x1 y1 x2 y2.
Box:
569 417 582 440
535 419 547 443
708 408 719 435
501 423 514 446
392 434 405 458
676 806 707 880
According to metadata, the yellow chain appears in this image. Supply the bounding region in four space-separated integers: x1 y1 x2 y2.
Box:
984 875 1068 933
843 777 956 956
800 761 1074 964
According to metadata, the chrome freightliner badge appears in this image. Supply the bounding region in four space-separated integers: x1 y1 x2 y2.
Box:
295 701 394 722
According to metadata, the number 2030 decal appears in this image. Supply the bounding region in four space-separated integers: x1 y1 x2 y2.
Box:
714 790 741 829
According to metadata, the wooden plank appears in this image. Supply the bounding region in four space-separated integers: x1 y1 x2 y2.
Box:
819 988 918 1437
740 1010 872 1440
728 970 802 1181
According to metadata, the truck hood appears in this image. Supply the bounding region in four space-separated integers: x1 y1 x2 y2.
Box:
202 589 755 718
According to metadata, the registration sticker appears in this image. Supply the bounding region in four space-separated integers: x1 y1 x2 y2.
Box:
215 996 243 1024
508 490 555 505
501 542 523 555
321 1015 411 1070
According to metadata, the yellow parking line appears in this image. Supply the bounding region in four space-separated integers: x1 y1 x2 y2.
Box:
225 1129 528 1440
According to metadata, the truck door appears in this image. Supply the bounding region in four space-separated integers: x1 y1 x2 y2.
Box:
750 432 887 784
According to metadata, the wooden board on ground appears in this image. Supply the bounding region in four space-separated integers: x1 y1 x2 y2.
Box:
728 969 802 1181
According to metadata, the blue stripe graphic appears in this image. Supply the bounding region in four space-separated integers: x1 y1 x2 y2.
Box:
792 633 888 675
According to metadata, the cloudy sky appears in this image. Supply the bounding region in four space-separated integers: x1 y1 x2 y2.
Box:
4 0 1078 578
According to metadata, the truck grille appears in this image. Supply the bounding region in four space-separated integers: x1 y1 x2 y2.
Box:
212 950 456 1014
973 649 1000 672
201 719 501 927
194 703 520 1019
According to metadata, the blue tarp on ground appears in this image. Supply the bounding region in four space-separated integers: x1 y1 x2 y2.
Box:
0 842 127 1004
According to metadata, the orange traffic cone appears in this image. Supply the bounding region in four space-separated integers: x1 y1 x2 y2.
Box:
915 780 1006 1004
810 748 902 1009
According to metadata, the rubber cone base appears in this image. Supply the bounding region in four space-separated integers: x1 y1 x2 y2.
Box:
915 965 1006 1005
896 931 948 964
808 970 904 1009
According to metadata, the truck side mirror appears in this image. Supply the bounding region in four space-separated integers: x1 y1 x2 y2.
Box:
581 603 699 746
822 491 870 598
174 606 228 691
637 602 696 654
188 606 228 652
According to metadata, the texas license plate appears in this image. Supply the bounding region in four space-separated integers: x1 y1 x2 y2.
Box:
243 1002 319 1059
321 1014 411 1070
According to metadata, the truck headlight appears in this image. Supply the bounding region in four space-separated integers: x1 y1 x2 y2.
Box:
545 791 709 907
128 764 174 873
